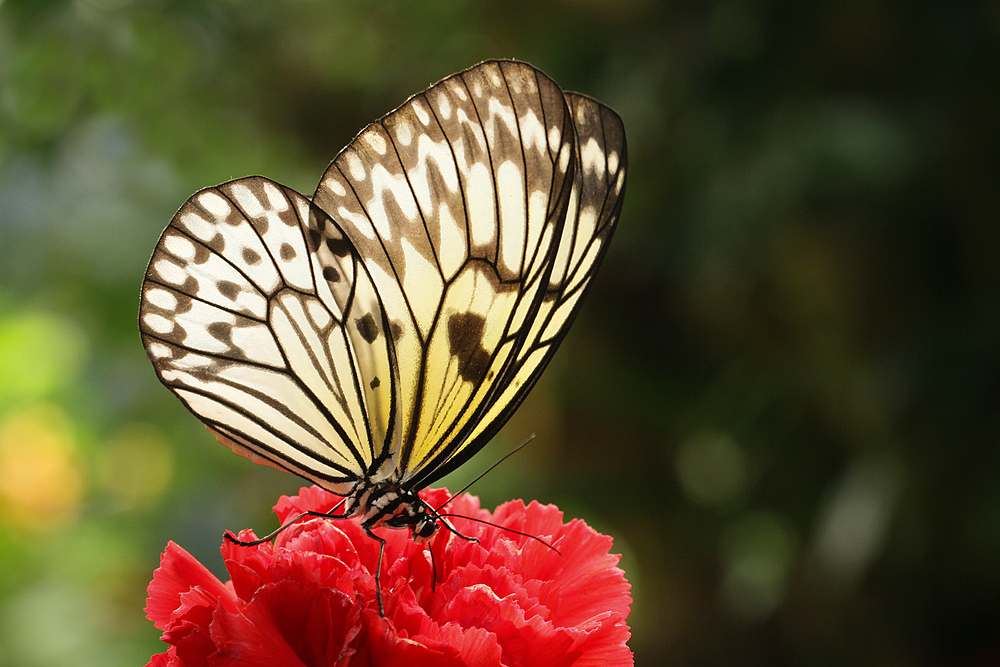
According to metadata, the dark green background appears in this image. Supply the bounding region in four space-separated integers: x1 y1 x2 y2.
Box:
2 1 999 665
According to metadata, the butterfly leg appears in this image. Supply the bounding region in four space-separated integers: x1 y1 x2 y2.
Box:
364 527 388 616
224 509 351 546
427 542 437 592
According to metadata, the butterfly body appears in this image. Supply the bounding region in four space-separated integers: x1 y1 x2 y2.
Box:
140 61 626 586
351 482 438 542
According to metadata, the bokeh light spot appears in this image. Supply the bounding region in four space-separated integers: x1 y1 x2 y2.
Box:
675 431 748 507
719 512 797 622
810 451 904 591
0 404 85 531
96 423 174 509
0 311 87 402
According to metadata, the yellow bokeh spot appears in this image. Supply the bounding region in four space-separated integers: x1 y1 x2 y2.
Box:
95 423 174 509
0 404 85 531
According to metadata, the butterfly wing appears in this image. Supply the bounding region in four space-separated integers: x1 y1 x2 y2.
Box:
409 91 628 488
311 60 627 488
139 177 397 493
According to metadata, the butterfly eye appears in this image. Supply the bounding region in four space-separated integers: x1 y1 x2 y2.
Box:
417 520 437 539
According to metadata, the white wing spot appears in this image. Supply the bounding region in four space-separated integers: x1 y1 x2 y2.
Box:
519 110 548 154
348 153 366 182
324 176 347 197
487 96 517 138
436 92 452 119
146 342 172 359
154 259 187 286
164 234 196 261
581 138 607 180
143 312 174 335
396 119 413 146
527 189 548 256
578 205 598 247
198 191 231 217
262 181 289 211
364 129 387 155
179 211 216 242
367 164 416 236
146 287 178 310
231 183 264 217
608 150 620 175
338 206 376 240
558 144 571 173
548 126 562 153
412 99 430 126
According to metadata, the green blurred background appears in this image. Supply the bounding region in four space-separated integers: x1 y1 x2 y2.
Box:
1 0 999 664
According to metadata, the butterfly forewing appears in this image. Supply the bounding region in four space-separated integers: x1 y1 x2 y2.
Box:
310 61 629 489
140 177 396 492
405 91 628 488
312 61 581 482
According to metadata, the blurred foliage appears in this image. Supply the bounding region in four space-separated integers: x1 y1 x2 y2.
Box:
1 0 999 665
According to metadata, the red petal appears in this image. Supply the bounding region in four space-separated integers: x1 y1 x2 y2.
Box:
146 542 235 631
432 623 503 667
225 558 268 600
274 485 342 522
384 540 434 598
532 520 632 626
565 611 634 667
166 617 217 665
206 589 310 667
445 584 580 667
144 647 179 667
282 521 362 568
492 499 566 542
360 608 467 667
250 579 362 667
144 488 633 666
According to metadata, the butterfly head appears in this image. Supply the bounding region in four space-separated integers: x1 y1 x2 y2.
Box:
381 493 439 544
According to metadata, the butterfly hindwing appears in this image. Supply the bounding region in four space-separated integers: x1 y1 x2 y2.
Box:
140 177 396 492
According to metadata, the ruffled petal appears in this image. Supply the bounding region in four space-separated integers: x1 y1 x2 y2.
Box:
143 487 633 666
565 610 634 667
146 541 235 630
359 608 467 667
144 647 179 667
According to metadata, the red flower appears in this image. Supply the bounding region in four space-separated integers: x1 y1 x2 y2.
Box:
144 487 633 666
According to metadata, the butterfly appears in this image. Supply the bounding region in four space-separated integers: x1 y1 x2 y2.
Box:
139 59 626 611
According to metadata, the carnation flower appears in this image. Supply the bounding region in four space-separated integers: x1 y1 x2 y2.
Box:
144 486 633 666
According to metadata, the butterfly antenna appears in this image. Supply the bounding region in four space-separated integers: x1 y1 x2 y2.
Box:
435 433 536 513
224 496 351 547
436 512 560 554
